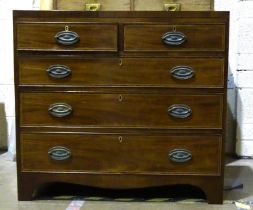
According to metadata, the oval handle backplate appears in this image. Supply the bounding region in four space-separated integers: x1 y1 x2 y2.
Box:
55 31 80 46
48 103 73 118
162 31 186 46
170 66 195 80
169 149 192 163
47 65 72 79
48 146 71 161
168 104 192 119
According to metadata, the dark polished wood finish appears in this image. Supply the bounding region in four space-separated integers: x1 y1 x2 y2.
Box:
124 24 225 52
17 23 118 51
14 11 229 204
20 92 223 128
19 57 224 87
21 133 221 175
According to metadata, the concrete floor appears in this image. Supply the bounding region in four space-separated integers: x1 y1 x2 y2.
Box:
1 153 253 210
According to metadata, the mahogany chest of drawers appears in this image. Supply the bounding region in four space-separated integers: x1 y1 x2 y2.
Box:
14 11 229 204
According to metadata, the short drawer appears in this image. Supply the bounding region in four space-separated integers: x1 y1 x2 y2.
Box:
21 133 221 175
19 57 224 88
17 23 118 51
124 24 225 52
20 93 223 129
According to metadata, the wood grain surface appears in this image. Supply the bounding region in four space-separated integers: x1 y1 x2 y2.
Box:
17 23 118 51
20 92 223 128
21 133 221 175
124 24 225 52
14 11 229 203
19 57 224 87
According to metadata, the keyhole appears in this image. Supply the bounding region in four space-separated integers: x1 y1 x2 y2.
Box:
168 6 177 11
118 136 123 143
90 6 97 10
118 95 123 102
173 26 176 32
65 26 69 31
119 59 123 66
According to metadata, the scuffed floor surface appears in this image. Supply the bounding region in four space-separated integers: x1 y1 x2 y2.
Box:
1 153 253 210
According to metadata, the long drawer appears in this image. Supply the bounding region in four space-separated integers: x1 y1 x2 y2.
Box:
17 23 118 51
20 93 223 128
124 24 225 52
21 133 221 175
19 57 224 88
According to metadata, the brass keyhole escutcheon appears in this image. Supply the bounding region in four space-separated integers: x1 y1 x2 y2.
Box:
164 3 181 12
169 6 176 11
65 26 69 31
89 6 97 10
119 59 123 66
118 95 123 102
85 3 101 11
173 26 177 32
118 136 123 143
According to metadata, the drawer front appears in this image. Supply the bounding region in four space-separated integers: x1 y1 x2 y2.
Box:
124 24 225 52
17 23 118 51
20 93 223 128
134 0 213 11
19 57 224 88
56 0 130 11
21 133 221 175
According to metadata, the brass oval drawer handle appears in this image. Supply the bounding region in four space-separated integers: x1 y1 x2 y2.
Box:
55 31 80 46
169 149 192 163
47 65 72 79
170 66 195 80
168 104 192 119
48 103 73 118
162 31 186 46
48 146 71 161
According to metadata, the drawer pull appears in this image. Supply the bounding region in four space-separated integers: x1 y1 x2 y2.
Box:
48 146 71 161
169 149 192 163
162 31 186 46
47 65 72 79
170 66 194 80
55 31 80 46
48 103 73 118
168 104 192 119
